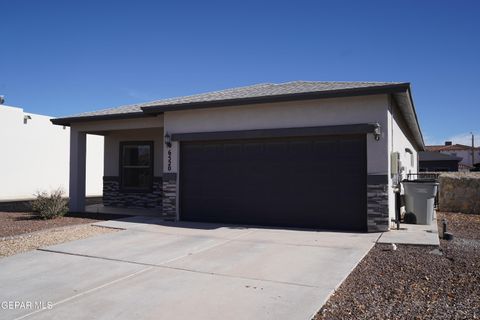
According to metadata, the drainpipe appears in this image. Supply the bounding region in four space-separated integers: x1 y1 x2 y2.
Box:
392 184 401 230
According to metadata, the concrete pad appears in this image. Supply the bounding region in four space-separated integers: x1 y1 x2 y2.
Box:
24 267 326 320
165 235 374 287
85 204 162 217
43 225 376 285
94 216 249 239
0 250 145 319
41 229 232 265
239 228 379 248
1 220 377 320
377 221 440 246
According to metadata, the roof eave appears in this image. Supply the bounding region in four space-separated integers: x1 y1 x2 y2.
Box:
51 83 424 147
141 83 410 113
50 112 151 126
391 87 425 151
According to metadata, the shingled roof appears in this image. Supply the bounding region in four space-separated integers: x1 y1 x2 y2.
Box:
51 80 424 149
426 144 480 152
52 81 406 122
140 81 406 110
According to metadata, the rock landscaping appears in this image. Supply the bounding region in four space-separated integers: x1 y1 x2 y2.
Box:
0 224 117 257
315 211 480 320
0 211 122 258
0 211 123 237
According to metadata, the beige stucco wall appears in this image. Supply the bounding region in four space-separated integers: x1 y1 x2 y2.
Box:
0 105 104 200
163 95 392 221
64 93 423 228
72 115 164 132
103 128 164 177
163 94 390 175
387 98 420 221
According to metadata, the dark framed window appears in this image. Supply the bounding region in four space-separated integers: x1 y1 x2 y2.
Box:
119 141 154 192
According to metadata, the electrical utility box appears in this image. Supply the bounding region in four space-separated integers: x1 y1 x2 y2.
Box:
391 152 401 175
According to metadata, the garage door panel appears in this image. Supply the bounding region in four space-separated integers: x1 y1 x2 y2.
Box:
180 135 367 231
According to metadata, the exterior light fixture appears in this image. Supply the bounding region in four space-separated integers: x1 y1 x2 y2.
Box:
373 123 381 141
164 132 172 147
23 115 32 124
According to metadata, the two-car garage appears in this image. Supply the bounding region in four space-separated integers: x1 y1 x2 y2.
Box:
54 81 425 234
179 133 368 231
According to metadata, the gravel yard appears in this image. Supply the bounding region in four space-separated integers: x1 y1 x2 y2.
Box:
0 212 102 237
0 224 118 257
0 211 122 258
0 211 128 238
315 212 480 320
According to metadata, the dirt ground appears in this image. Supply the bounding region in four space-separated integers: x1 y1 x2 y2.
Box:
315 212 480 320
0 211 125 238
0 224 118 257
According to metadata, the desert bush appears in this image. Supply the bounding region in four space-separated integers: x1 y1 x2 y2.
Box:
32 189 68 219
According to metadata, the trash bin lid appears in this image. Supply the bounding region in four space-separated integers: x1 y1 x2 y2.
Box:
402 179 438 184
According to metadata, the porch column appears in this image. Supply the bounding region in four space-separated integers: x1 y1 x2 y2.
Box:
69 128 86 212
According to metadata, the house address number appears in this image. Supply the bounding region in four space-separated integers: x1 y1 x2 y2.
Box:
167 149 172 171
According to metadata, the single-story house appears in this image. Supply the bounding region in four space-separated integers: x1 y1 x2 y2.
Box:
426 141 480 167
419 151 462 172
52 81 425 232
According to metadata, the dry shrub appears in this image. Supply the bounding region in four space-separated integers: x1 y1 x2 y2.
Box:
32 189 68 219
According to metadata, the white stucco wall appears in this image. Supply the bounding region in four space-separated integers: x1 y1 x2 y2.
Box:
103 128 164 177
387 98 420 221
0 105 104 201
163 95 390 176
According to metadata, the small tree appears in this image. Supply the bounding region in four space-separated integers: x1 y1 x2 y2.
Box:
32 188 68 219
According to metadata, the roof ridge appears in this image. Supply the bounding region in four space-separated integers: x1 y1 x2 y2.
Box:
72 102 143 117
68 83 276 117
275 80 405 85
152 83 274 100
54 80 413 121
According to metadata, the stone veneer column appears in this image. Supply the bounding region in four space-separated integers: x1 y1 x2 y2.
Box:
102 177 120 206
367 175 389 232
162 173 177 220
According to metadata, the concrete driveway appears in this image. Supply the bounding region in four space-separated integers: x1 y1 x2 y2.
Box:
0 217 379 320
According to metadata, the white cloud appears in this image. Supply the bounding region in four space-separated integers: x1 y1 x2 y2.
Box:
423 135 442 146
445 132 480 147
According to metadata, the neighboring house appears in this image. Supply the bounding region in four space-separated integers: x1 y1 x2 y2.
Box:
52 81 424 232
419 151 461 172
426 141 480 167
0 104 104 201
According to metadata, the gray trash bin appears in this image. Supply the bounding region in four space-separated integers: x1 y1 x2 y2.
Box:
402 180 439 225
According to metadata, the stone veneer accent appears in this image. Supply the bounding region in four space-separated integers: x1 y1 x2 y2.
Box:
367 175 389 232
103 176 163 209
162 173 177 220
438 172 480 214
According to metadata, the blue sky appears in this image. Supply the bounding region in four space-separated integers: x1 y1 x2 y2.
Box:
1 0 479 145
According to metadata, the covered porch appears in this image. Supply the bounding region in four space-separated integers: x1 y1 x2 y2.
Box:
84 203 163 217
68 115 170 218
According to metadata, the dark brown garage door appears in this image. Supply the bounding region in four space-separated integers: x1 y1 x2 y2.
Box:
180 134 367 231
